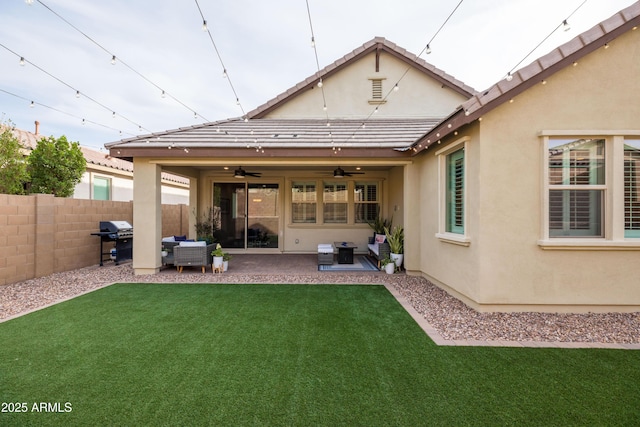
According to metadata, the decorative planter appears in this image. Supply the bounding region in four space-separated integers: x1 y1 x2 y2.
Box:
390 253 403 269
223 260 229 272
384 263 395 274
213 256 224 272
161 250 168 257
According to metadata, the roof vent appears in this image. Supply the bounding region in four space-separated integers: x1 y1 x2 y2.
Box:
368 78 387 105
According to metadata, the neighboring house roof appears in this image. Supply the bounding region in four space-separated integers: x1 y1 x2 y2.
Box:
4 124 189 186
108 117 441 152
247 37 476 119
411 1 640 154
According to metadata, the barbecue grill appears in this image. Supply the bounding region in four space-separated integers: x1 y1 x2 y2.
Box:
91 221 133 266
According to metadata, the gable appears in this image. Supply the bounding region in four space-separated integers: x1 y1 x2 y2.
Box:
249 37 475 120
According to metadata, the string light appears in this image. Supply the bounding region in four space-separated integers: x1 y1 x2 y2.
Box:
503 0 586 84
19 57 25 66
111 55 116 65
35 0 208 123
202 20 207 31
1 88 132 137
426 44 432 54
75 90 80 98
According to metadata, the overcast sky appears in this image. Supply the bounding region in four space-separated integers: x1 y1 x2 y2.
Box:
0 0 635 150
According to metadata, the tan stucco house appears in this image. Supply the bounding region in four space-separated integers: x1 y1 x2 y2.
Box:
106 2 640 313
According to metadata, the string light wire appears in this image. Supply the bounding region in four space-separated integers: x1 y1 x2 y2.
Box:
0 87 136 137
194 0 245 118
0 42 150 133
305 0 330 118
504 0 588 80
33 0 209 122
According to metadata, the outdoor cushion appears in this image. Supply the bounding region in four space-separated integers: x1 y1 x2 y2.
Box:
318 244 334 253
374 234 386 244
179 241 206 247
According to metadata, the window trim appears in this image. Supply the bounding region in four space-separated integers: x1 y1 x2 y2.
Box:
538 133 640 250
288 179 382 227
91 174 111 201
436 137 471 246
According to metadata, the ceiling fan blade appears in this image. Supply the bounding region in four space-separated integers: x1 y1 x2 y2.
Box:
246 172 262 177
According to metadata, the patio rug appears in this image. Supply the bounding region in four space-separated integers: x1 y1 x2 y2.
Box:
318 255 379 272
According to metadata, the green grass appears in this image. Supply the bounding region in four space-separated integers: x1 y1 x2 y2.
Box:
1 283 639 426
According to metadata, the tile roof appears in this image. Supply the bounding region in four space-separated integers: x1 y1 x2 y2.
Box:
246 37 476 119
2 125 188 185
107 117 441 150
412 1 640 154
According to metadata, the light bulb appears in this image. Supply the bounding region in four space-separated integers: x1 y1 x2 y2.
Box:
82 119 85 125
202 20 207 31
562 20 570 32
194 112 197 119
317 79 323 88
222 69 227 78
393 84 399 92
19 57 25 66
25 0 34 5
76 90 80 98
506 72 513 81
161 90 166 98
311 36 315 47
30 101 34 108
111 55 116 65
112 111 116 118
426 44 432 54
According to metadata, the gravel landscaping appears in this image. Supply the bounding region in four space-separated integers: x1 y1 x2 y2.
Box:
1 262 639 344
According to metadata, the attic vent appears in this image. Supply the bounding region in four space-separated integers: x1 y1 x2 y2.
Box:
368 78 387 105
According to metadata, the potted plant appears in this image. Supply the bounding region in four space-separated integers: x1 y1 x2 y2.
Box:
222 252 232 272
368 214 392 243
211 243 224 272
384 225 404 269
380 257 395 274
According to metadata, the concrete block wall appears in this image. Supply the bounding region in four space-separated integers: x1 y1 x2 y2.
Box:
0 194 188 286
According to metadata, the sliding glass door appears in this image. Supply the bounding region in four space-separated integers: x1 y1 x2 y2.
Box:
213 182 279 249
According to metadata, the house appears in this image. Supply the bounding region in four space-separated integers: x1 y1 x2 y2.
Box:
106 2 640 313
8 122 189 204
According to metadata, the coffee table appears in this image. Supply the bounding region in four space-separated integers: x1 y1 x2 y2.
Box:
334 241 357 264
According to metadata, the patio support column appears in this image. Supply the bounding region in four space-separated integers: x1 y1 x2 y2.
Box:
403 163 420 274
132 158 162 275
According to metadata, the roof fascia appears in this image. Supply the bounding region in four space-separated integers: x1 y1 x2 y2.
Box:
411 12 640 156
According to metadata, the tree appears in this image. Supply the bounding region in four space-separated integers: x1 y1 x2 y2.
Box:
0 124 29 195
28 135 86 197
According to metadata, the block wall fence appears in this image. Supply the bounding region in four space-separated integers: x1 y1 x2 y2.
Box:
0 194 189 286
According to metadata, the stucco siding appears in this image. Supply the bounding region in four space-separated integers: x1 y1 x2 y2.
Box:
264 51 468 119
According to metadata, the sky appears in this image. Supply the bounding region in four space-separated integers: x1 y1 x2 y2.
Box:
0 0 635 150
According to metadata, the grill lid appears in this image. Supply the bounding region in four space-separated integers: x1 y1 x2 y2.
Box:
100 221 133 232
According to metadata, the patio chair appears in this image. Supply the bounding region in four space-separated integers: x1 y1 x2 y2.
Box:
174 242 215 273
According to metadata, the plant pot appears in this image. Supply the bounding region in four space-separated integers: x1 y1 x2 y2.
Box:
390 253 403 268
213 256 224 271
384 263 395 274
161 250 168 257
223 260 229 272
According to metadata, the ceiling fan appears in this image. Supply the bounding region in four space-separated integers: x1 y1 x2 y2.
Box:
233 166 261 178
332 167 364 178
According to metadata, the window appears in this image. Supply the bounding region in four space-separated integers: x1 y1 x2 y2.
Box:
446 148 465 234
291 181 316 223
548 139 605 237
93 176 111 200
625 139 640 238
354 182 379 224
436 137 470 245
323 182 348 223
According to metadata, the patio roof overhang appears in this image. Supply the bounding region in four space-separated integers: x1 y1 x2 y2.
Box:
105 118 439 162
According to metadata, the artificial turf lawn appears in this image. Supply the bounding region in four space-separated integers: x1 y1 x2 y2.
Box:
1 283 639 426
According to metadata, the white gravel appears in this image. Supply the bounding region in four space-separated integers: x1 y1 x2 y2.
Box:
1 263 638 344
